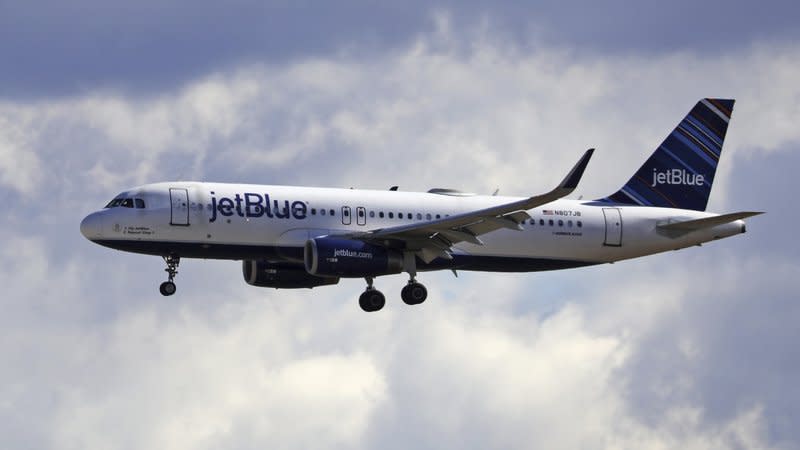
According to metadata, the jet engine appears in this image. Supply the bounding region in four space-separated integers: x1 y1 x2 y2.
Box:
304 237 403 278
242 260 339 289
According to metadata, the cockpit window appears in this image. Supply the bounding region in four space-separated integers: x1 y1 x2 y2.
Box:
105 198 124 208
104 197 145 209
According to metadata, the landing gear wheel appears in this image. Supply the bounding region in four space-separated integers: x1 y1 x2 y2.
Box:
159 281 177 296
160 254 180 296
401 282 428 305
359 289 386 312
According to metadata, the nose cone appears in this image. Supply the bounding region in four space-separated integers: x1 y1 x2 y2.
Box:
80 212 104 240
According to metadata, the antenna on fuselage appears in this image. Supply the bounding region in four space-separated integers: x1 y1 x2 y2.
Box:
389 186 398 191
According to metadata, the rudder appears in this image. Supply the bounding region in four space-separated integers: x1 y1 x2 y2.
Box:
600 98 734 211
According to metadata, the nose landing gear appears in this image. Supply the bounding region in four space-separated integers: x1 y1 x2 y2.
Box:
159 255 180 296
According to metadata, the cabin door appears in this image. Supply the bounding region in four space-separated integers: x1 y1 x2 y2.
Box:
170 188 190 226
603 208 622 246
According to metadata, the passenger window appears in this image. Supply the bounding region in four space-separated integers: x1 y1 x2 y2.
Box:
369 211 375 218
426 213 432 220
311 208 317 215
548 219 554 226
407 213 412 220
388 212 394 219
330 209 335 216
121 198 134 208
558 220 564 227
577 221 583 228
321 209 326 216
436 214 441 219
539 219 545 226
379 212 385 218
568 220 573 227
399 213 404 219
135 198 145 209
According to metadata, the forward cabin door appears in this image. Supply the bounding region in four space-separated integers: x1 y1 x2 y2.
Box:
602 208 622 246
170 188 190 226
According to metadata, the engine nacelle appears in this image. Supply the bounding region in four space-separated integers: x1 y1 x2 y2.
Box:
242 260 339 289
304 237 403 278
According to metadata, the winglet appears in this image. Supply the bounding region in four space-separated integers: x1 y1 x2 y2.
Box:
559 148 594 191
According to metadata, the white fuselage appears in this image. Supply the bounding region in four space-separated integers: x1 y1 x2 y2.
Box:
80 181 745 272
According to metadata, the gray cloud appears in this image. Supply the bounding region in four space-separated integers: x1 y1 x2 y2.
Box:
2 1 799 98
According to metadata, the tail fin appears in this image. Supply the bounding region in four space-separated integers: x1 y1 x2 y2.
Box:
599 98 735 211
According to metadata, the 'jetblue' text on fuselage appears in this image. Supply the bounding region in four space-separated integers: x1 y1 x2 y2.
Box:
210 192 308 222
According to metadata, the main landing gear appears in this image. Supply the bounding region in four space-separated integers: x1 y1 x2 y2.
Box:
401 279 427 305
359 277 386 312
358 276 428 312
159 254 180 296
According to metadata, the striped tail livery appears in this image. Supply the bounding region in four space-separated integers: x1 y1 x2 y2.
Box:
600 98 734 211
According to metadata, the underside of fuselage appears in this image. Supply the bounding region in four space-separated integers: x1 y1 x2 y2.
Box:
91 239 599 273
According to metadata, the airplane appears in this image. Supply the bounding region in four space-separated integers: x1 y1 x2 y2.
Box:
80 98 762 312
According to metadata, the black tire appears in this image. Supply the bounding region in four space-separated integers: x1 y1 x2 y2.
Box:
401 282 428 305
159 281 176 296
359 289 386 312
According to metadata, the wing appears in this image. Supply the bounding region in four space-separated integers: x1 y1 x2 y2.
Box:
338 149 594 263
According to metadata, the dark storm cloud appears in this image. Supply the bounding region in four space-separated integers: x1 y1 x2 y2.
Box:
2 0 799 98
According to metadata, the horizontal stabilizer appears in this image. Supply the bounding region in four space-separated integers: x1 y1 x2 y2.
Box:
657 211 763 231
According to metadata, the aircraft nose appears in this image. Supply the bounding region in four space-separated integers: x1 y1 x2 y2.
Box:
80 212 104 240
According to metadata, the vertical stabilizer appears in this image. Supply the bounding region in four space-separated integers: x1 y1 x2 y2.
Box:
599 98 734 211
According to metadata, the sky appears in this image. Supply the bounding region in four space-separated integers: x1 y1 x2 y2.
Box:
1 1 799 449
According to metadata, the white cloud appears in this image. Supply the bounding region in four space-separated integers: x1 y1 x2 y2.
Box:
0 111 42 195
48 304 387 450
2 260 785 450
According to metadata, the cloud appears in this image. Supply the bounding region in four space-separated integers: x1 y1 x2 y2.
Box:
0 18 798 450
4 34 800 204
48 306 387 450
3 2 799 97
1 259 787 449
0 113 43 195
